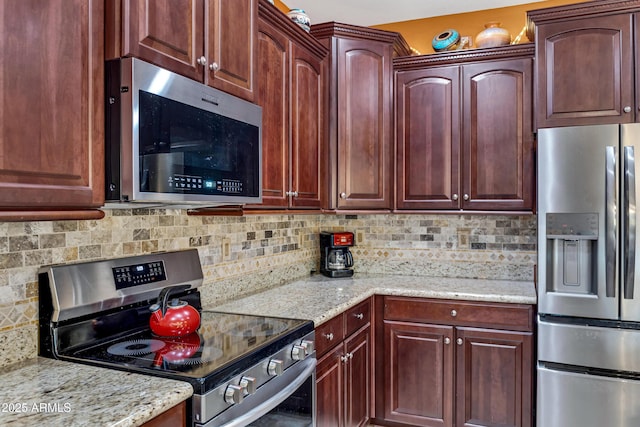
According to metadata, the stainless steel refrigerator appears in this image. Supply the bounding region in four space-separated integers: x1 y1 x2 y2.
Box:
537 124 640 427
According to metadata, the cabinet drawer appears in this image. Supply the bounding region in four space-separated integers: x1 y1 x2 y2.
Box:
384 296 533 332
315 314 345 357
345 298 371 336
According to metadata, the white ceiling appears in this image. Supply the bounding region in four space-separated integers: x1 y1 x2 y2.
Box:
281 0 550 26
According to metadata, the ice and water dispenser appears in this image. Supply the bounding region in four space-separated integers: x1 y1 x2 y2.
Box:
545 213 599 295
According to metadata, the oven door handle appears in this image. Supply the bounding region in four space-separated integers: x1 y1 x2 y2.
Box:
219 357 316 427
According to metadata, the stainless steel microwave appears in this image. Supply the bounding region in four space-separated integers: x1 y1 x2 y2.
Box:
104 57 262 208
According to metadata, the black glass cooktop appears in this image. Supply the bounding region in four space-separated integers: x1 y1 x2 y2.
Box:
62 311 313 393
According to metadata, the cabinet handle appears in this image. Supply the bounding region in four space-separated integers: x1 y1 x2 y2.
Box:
197 56 207 66
444 337 451 345
209 62 220 72
463 194 469 201
452 194 459 201
624 106 632 113
340 192 347 199
285 191 298 197
451 309 457 317
456 338 463 346
325 333 334 341
340 354 349 363
348 352 353 359
354 313 364 320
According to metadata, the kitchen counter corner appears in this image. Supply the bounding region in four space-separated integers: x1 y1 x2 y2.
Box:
209 274 537 326
0 357 193 427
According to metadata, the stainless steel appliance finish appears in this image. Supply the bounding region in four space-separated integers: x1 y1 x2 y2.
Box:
537 124 640 427
38 250 316 427
105 57 262 208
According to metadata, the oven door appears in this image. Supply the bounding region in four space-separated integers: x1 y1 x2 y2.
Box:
201 357 316 427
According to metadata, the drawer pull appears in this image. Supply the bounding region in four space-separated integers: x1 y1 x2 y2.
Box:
325 333 334 341
354 313 364 320
451 309 457 317
457 338 463 346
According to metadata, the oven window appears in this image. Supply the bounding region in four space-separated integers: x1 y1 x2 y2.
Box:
137 90 260 197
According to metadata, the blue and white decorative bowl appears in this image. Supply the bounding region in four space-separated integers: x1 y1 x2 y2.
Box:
287 8 311 32
432 29 461 52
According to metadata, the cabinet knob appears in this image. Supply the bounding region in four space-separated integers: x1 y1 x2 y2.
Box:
354 313 364 320
444 337 451 345
463 194 469 201
624 106 632 113
451 309 457 317
340 354 349 363
209 62 220 72
197 56 207 66
340 192 347 199
456 338 463 346
285 191 298 197
325 333 334 341
452 194 459 201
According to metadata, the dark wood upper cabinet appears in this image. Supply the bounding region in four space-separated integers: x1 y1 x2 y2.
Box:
396 66 461 210
312 23 410 211
0 0 105 220
462 58 534 211
395 45 534 212
109 0 256 102
246 0 327 210
528 1 638 128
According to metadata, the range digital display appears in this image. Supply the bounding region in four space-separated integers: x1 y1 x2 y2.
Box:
112 261 167 290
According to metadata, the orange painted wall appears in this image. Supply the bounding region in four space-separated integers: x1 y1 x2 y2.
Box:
372 0 589 55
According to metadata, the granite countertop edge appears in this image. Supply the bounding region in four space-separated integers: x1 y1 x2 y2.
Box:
0 357 193 427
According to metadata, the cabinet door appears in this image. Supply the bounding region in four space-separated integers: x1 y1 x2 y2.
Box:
121 0 204 81
205 0 256 101
345 325 371 427
462 58 534 211
252 17 289 208
396 66 461 210
290 43 323 209
456 327 533 427
535 13 634 127
317 346 345 427
336 39 393 209
0 0 105 213
384 320 454 427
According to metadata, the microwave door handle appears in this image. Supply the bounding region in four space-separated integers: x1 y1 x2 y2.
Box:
606 146 617 298
624 146 636 299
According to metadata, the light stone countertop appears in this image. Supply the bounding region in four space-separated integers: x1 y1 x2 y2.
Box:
209 273 537 325
0 357 193 427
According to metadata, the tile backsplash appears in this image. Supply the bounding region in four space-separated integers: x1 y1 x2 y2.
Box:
0 210 536 367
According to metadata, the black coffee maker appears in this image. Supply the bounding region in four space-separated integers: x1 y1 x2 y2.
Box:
320 231 355 278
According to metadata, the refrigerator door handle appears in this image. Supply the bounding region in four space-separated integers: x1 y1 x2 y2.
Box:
606 146 617 298
624 146 636 299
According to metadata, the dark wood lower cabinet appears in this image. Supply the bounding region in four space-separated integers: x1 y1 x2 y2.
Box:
316 298 372 427
317 324 371 427
140 401 186 427
456 328 533 427
384 321 453 426
380 297 534 427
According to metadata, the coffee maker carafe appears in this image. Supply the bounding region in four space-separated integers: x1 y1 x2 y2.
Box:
320 231 354 278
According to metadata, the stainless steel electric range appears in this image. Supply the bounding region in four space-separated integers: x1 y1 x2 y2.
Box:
37 249 316 427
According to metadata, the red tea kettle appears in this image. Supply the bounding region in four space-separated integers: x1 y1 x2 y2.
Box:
149 284 200 337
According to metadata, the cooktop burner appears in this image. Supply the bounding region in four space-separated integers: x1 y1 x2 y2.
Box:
62 311 312 392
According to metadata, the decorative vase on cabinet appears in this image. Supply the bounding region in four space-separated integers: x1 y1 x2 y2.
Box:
475 22 511 48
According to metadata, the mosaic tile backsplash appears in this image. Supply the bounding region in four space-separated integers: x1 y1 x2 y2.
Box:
0 210 536 367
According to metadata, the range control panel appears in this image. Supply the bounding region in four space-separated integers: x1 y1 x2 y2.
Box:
113 261 167 290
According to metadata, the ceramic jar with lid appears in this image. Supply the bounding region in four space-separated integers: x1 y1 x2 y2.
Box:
287 8 310 32
475 22 511 48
